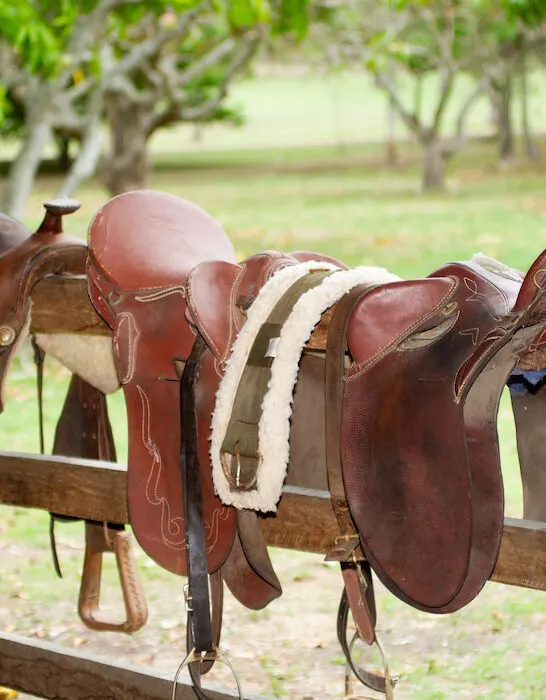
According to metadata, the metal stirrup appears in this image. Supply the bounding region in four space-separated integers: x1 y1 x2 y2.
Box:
344 632 396 700
171 647 244 700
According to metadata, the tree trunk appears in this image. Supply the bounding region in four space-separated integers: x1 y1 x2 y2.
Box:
386 93 398 167
55 136 72 173
57 116 102 198
422 138 446 191
520 45 538 161
100 100 149 196
499 74 514 162
1 116 52 219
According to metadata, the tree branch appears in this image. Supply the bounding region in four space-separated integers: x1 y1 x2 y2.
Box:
148 32 261 133
374 70 422 137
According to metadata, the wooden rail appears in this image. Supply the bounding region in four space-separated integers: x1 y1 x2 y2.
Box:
0 633 266 700
1 452 545 591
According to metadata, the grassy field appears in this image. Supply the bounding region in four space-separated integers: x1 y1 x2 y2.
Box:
1 71 546 698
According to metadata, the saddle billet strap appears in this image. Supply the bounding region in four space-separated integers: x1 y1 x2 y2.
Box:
324 283 376 561
180 334 214 655
221 269 333 492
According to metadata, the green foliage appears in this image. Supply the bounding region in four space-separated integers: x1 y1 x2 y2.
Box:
503 0 546 26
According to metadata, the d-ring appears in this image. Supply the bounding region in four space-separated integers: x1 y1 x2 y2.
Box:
171 647 244 700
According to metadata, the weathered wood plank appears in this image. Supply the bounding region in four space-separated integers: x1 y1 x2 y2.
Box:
0 632 265 700
0 452 128 523
0 453 545 591
491 517 546 591
31 275 109 335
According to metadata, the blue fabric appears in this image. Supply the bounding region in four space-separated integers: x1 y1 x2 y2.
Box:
508 368 546 395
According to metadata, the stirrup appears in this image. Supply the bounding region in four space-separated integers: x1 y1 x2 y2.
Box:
78 522 148 633
345 632 397 700
171 646 244 700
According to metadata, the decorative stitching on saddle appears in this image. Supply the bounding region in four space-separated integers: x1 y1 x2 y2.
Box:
137 385 186 549
459 327 480 346
134 285 187 303
346 277 458 380
204 507 231 553
226 265 247 362
463 276 503 321
114 312 141 384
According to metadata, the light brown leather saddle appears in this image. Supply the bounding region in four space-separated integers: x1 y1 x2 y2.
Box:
0 204 147 634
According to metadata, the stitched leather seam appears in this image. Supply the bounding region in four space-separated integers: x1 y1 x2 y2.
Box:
346 277 458 380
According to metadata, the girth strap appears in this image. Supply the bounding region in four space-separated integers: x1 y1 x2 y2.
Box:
221 270 332 492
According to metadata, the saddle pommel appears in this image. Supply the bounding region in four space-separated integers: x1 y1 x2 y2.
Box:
37 198 81 235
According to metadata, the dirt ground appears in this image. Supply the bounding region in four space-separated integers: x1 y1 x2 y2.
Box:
1 532 545 700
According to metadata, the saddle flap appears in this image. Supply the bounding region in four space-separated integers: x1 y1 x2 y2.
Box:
347 277 458 367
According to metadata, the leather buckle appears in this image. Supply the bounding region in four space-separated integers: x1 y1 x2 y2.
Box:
325 534 364 562
78 522 148 633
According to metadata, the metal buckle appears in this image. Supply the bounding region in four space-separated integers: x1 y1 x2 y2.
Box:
183 583 193 613
325 534 362 562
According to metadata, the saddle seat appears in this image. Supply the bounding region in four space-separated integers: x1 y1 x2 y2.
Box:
88 190 236 288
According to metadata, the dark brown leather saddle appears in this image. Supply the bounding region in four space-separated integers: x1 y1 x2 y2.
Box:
339 254 545 614
86 189 546 697
0 204 147 633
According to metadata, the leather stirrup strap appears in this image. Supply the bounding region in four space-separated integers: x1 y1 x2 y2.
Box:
31 337 67 578
325 284 396 696
187 569 224 686
324 284 374 561
180 335 213 654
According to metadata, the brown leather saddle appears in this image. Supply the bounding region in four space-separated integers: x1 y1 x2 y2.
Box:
340 253 546 613
0 204 147 633
86 189 546 697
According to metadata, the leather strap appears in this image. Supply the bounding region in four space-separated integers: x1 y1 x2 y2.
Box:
187 569 224 685
325 284 396 696
337 564 388 694
325 284 373 559
180 335 213 654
